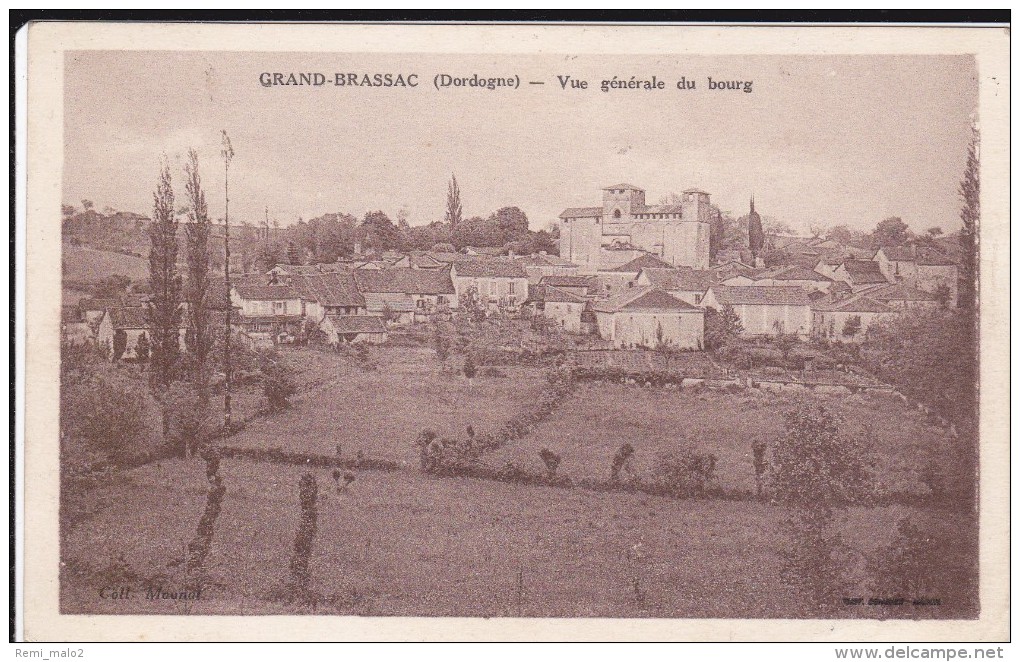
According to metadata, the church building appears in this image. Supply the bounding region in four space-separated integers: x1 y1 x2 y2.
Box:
558 184 712 272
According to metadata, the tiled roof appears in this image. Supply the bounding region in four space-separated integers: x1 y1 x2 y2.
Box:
542 285 586 304
840 259 889 284
464 246 506 256
296 272 366 307
353 268 456 294
707 286 812 307
326 315 387 335
539 275 597 290
758 265 834 282
861 282 937 302
916 246 958 267
611 253 676 273
593 286 700 313
880 246 915 262
362 293 415 313
812 294 895 313
602 183 645 191
108 307 150 329
452 260 528 279
79 297 122 312
559 206 604 219
639 267 717 292
512 253 576 267
423 251 485 264
234 283 301 300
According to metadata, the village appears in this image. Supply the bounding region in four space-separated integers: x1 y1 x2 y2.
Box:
66 184 961 362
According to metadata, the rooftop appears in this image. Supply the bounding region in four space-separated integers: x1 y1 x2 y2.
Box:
593 286 701 313
707 285 812 307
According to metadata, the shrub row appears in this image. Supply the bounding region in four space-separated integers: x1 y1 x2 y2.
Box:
288 473 318 595
215 445 401 472
184 453 227 580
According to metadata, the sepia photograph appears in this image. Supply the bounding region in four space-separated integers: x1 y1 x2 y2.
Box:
17 20 1010 643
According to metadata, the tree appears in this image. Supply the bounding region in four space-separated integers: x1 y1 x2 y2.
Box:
926 226 944 238
183 149 213 405
825 225 853 245
958 128 979 311
462 354 477 386
360 210 401 251
444 174 463 229
841 315 862 338
81 199 94 211
870 216 911 248
768 403 875 508
747 208 765 265
147 160 183 387
704 306 743 350
62 370 149 463
286 241 301 265
112 329 128 362
135 332 150 363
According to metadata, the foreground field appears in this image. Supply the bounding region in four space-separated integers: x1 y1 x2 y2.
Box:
60 456 975 618
228 347 549 465
488 383 955 497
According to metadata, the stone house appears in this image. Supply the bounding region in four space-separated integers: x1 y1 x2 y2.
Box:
540 286 587 334
594 253 676 297
319 314 388 345
811 294 899 342
593 286 705 350
538 274 598 299
450 260 529 312
95 307 185 361
831 258 891 292
749 265 835 293
874 245 959 306
635 266 718 305
701 285 813 338
354 267 456 323
859 282 939 310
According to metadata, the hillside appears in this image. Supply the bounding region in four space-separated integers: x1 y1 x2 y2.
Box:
62 244 149 285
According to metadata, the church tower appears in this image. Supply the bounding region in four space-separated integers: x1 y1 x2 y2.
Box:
602 184 646 223
662 188 712 269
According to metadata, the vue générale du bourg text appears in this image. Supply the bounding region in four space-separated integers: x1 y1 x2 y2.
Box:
259 72 754 93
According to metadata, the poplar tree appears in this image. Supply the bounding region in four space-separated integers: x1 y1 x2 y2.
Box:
184 149 212 404
147 160 183 387
958 128 979 312
444 174 463 229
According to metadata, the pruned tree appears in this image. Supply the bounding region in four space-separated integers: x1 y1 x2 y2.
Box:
147 159 183 387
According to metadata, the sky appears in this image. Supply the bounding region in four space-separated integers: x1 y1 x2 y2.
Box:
62 51 977 235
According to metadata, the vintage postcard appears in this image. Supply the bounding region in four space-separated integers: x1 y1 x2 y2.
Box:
18 21 1009 642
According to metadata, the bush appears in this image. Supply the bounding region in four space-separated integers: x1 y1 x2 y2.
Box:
652 446 718 497
768 402 875 508
261 363 297 413
289 473 319 595
61 369 150 464
161 382 212 458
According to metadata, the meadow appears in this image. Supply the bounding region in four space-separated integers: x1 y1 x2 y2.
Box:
62 243 149 284
60 346 978 619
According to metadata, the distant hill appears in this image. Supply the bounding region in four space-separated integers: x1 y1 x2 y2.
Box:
63 209 152 256
62 243 149 285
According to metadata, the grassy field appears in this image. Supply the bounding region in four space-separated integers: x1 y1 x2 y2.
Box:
60 455 975 618
60 347 977 619
487 383 954 497
62 243 149 284
227 347 550 465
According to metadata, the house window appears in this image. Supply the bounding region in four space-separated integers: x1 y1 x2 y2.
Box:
613 209 621 219
509 282 516 295
273 301 285 314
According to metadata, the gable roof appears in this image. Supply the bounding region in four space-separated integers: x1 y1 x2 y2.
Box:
758 265 834 282
611 253 676 273
861 282 937 302
707 285 812 307
452 260 528 279
234 283 301 300
296 272 366 307
539 274 596 290
512 253 576 268
839 259 889 284
542 285 586 304
639 266 717 292
107 307 150 329
325 315 387 335
593 286 700 313
353 268 456 295
812 294 895 313
558 206 604 219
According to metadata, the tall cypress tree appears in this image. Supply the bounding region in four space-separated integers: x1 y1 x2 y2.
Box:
184 149 212 403
958 128 979 312
444 174 463 229
148 159 183 387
